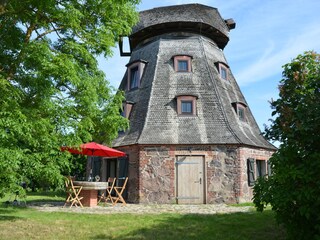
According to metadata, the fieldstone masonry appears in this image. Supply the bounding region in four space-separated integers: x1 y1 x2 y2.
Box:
208 146 240 204
140 147 173 203
118 145 273 204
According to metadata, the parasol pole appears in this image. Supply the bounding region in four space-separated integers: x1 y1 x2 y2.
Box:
88 149 95 181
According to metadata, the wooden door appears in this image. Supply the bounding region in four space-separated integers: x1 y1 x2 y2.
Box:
176 156 205 204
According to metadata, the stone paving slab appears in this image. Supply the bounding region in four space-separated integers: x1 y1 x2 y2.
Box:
29 202 253 215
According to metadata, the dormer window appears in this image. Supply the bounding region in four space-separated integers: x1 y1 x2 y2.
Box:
129 66 139 89
232 102 247 121
173 55 192 72
176 95 198 116
238 106 245 121
215 62 229 81
220 65 228 80
126 60 147 90
121 102 134 119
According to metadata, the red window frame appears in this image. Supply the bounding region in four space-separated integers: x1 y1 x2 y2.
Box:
220 65 228 80
232 102 247 121
174 55 192 72
177 95 197 116
122 102 133 118
215 62 229 81
127 60 146 90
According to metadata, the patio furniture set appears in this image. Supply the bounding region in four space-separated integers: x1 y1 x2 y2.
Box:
63 176 128 208
61 142 128 208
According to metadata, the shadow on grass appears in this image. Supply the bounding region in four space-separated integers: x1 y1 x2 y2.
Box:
27 191 65 198
1 198 64 208
25 199 64 207
0 215 23 221
22 190 65 207
0 206 24 222
92 211 286 240
0 208 17 214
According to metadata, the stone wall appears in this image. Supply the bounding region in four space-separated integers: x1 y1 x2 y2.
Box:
117 144 275 204
207 146 240 204
139 146 174 203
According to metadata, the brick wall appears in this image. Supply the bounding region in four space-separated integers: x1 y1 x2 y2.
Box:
117 145 140 203
238 147 275 202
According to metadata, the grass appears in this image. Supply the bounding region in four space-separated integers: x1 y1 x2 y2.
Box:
0 192 286 240
228 202 255 207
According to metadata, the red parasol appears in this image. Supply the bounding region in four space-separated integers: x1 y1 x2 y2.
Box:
61 142 126 157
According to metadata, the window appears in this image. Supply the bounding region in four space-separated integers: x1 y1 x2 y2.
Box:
121 102 134 118
267 161 272 176
247 158 255 186
106 157 128 184
247 158 269 186
129 66 139 89
173 55 192 72
178 60 188 71
126 60 147 90
220 66 228 80
181 101 193 114
232 102 247 122
215 62 229 81
256 160 266 178
238 106 245 121
176 95 197 116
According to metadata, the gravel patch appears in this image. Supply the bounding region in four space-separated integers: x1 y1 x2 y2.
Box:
28 202 253 215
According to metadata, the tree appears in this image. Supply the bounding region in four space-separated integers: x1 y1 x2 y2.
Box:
253 51 320 239
0 0 140 197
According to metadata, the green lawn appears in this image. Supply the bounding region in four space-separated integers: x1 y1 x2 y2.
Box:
0 192 285 240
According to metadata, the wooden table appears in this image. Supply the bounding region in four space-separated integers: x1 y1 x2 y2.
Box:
73 181 109 207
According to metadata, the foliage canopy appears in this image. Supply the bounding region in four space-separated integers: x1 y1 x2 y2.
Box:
253 51 320 239
0 0 140 196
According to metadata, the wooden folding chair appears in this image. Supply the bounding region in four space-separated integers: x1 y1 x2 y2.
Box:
98 177 116 205
63 176 72 207
112 177 128 206
63 176 83 208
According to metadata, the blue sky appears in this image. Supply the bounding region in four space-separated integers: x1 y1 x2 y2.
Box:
98 0 320 139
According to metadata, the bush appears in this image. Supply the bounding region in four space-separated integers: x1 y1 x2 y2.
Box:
253 51 320 239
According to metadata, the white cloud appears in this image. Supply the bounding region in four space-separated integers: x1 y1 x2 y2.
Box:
235 23 320 85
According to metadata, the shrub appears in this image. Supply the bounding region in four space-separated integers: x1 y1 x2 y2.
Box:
253 51 320 239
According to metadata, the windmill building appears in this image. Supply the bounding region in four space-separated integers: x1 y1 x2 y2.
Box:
113 4 276 204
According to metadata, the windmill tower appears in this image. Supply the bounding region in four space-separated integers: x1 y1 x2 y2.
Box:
114 4 276 204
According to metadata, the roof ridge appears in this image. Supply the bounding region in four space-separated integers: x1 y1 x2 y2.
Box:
199 36 242 144
137 40 161 144
229 68 276 149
